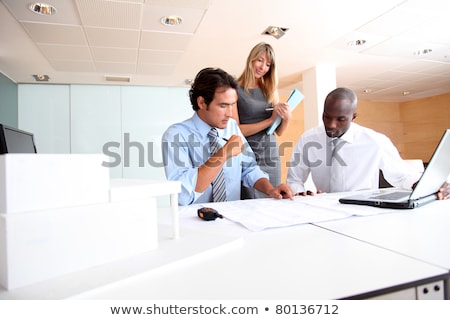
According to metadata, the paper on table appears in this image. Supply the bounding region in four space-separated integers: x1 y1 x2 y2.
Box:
266 88 304 135
302 192 398 216
189 197 350 232
185 193 396 232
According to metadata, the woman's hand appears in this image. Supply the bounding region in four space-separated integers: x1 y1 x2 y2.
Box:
274 102 292 121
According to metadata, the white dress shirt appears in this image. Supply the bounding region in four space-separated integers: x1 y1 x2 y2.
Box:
287 123 422 193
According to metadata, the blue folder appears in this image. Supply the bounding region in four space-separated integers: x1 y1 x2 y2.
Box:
266 88 304 135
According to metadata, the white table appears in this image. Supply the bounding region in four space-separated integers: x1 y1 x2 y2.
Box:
314 198 450 297
0 179 182 296
109 179 181 239
0 223 242 299
2 196 448 300
69 207 448 300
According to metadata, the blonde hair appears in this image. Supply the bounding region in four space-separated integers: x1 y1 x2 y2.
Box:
238 42 279 104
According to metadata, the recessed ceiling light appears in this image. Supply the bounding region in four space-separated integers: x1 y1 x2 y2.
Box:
161 16 183 26
29 3 56 15
32 74 50 82
262 26 289 39
362 88 372 93
413 49 432 56
402 91 410 96
184 79 194 85
347 39 366 47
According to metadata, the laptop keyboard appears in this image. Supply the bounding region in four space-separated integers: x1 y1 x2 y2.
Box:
369 191 410 200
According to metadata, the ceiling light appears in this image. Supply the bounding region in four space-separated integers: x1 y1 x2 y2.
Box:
362 89 372 93
105 75 131 82
161 16 183 26
347 39 366 47
32 74 50 82
402 91 410 96
184 79 194 85
413 49 432 56
29 3 56 15
262 26 289 39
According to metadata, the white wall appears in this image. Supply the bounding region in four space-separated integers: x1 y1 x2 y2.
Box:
18 84 193 205
19 84 70 153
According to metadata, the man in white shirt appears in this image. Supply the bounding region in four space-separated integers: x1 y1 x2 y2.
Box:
287 87 424 195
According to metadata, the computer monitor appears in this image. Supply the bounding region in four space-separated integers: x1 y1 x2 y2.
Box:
0 123 37 154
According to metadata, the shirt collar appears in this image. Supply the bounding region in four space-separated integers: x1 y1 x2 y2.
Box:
192 113 224 138
339 122 355 144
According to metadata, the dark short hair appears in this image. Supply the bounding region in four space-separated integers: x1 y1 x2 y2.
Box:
325 87 358 110
189 68 238 111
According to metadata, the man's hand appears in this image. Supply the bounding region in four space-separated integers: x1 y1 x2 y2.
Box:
267 183 294 200
295 189 323 196
222 134 243 159
437 181 450 200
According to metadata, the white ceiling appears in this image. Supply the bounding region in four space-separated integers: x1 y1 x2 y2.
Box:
1 0 450 102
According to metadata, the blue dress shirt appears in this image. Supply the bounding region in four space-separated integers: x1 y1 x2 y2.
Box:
162 113 268 205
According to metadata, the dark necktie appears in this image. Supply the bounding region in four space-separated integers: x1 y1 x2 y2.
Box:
208 128 227 202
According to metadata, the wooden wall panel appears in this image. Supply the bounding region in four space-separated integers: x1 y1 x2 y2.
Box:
355 100 404 155
276 102 304 182
400 92 450 162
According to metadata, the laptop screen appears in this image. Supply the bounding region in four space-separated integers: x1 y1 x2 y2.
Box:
0 124 37 154
410 129 450 199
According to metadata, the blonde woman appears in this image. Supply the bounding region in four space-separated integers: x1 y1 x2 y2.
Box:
232 42 292 199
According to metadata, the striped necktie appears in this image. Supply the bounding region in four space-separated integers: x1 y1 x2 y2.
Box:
208 128 227 202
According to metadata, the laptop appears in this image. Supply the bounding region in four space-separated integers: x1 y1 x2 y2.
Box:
339 129 450 209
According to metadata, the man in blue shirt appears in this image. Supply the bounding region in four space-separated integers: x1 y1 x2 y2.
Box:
162 68 293 205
